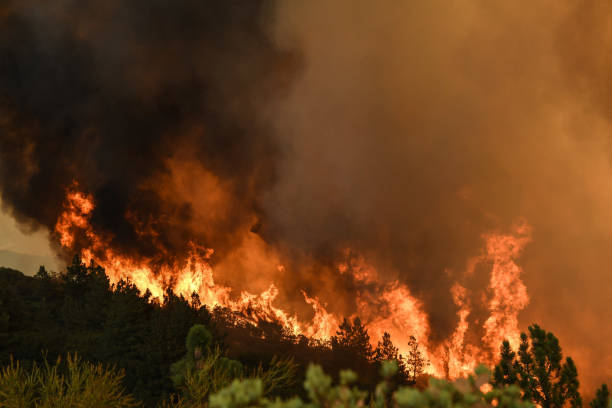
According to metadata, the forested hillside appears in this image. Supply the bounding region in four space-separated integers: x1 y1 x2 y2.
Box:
1 258 610 408
0 257 418 405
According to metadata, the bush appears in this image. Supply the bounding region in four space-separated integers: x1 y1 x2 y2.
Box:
0 354 137 407
207 361 534 408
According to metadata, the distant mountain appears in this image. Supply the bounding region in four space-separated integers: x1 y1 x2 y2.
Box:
0 249 61 275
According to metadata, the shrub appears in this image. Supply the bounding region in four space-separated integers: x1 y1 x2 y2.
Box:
207 361 534 408
0 354 137 407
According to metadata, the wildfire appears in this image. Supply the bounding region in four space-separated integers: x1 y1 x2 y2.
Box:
54 184 532 379
481 221 532 351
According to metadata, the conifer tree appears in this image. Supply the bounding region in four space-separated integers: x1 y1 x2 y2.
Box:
492 324 582 408
590 384 609 408
332 317 373 360
375 332 399 362
405 336 427 385
374 332 407 380
493 340 518 387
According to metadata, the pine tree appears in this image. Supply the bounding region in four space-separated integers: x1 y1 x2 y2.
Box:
374 332 408 380
492 324 583 408
493 340 518 387
34 266 50 279
375 332 399 362
332 317 373 360
590 384 609 408
405 336 427 385
560 357 581 408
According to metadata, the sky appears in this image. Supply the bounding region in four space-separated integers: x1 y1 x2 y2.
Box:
0 201 60 273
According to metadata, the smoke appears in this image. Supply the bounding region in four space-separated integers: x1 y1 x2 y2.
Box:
1 0 611 388
266 0 612 387
0 0 296 260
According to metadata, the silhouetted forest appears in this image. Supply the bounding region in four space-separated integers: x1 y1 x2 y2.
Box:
0 257 422 406
0 257 609 408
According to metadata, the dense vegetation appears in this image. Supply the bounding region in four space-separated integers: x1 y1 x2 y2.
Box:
0 258 609 408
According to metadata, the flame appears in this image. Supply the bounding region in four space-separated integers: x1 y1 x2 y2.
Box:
301 291 339 339
481 221 531 351
55 189 95 247
439 283 480 378
54 184 532 378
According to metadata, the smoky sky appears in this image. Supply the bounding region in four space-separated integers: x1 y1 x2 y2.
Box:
267 0 612 388
1 0 612 390
0 0 296 262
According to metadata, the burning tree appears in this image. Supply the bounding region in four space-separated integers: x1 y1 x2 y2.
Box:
405 335 428 385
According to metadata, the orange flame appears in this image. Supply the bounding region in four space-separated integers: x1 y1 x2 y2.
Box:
481 221 531 351
54 184 532 378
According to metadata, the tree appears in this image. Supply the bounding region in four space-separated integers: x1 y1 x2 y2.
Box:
405 336 427 385
493 340 518 387
375 332 399 362
331 317 373 361
492 324 582 408
590 384 609 408
170 324 215 386
374 332 407 381
34 265 50 279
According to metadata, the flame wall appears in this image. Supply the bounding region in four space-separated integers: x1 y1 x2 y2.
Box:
1 0 611 389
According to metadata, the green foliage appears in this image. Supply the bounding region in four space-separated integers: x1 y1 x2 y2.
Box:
166 325 297 407
165 353 297 407
252 356 298 396
492 325 582 408
186 325 213 357
0 261 212 405
171 325 218 387
0 354 137 407
3 265 608 408
171 347 244 405
206 362 533 408
167 325 297 407
590 384 610 408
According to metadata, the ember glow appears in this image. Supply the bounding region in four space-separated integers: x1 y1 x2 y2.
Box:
55 184 532 378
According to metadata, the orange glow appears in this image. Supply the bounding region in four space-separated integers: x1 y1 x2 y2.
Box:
54 184 532 378
481 221 531 352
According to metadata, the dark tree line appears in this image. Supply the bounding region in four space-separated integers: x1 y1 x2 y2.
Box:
2 258 607 408
0 258 427 406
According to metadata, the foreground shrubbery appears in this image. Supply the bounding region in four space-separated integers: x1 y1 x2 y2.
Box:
165 325 297 407
207 362 533 408
0 356 534 408
0 354 136 407
2 349 611 408
1 262 611 407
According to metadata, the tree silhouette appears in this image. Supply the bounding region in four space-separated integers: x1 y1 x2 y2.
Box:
331 317 373 361
492 324 582 408
375 332 399 362
374 332 407 380
493 340 518 387
170 324 214 386
590 384 609 408
405 336 427 385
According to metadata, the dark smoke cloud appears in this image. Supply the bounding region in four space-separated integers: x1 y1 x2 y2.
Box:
0 0 296 263
1 0 612 391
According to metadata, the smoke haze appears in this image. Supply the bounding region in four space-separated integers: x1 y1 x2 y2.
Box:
1 0 611 389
